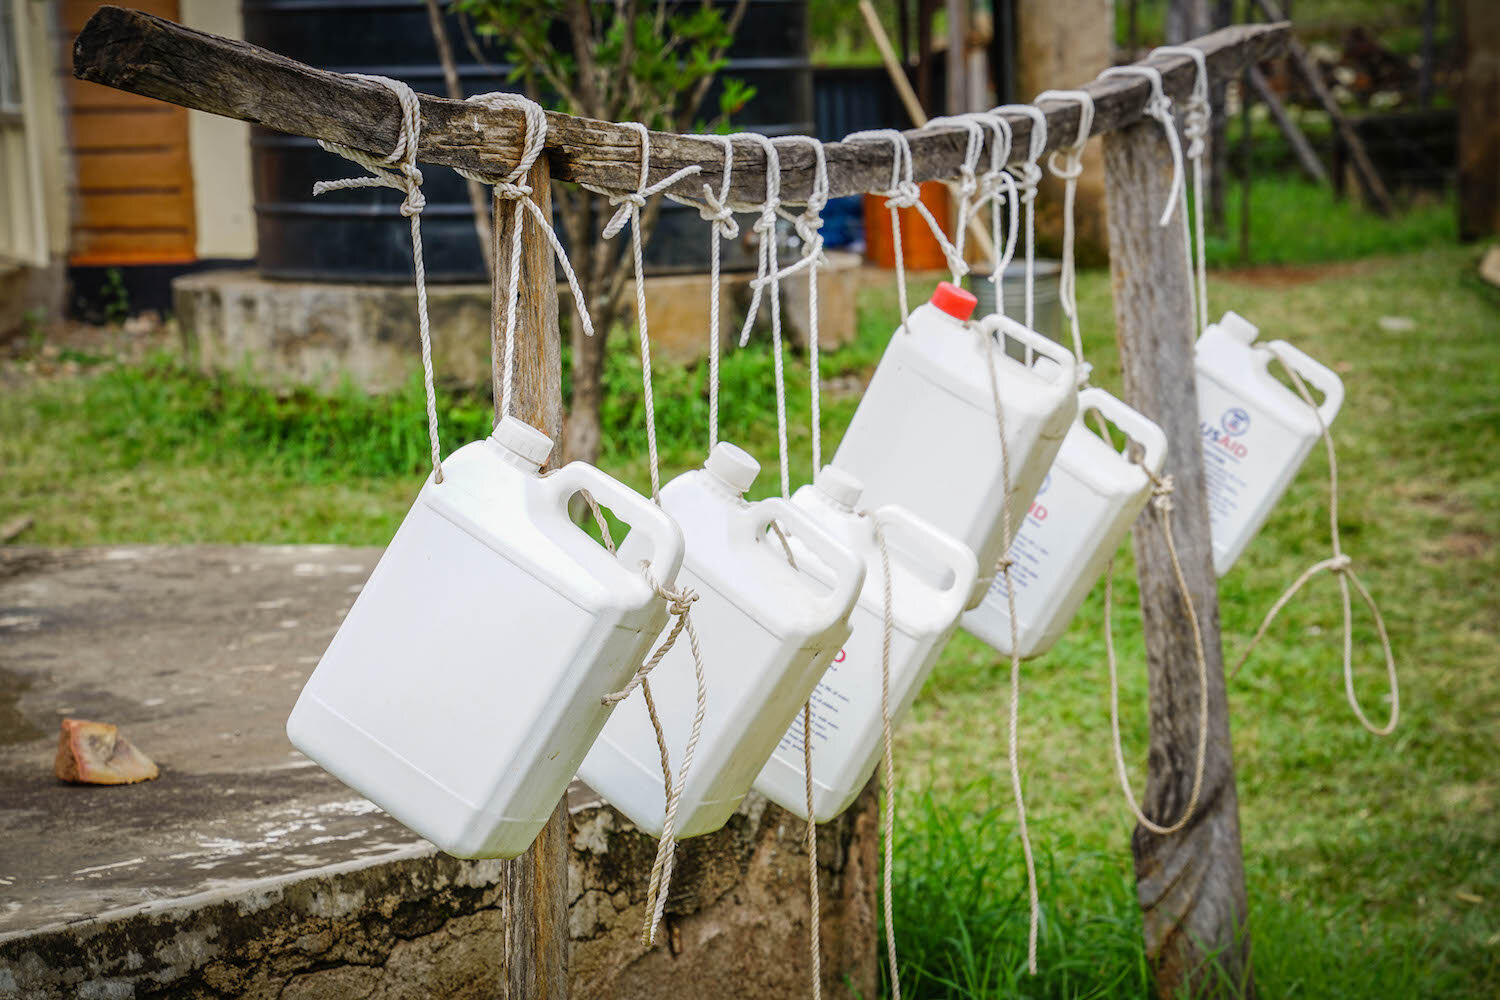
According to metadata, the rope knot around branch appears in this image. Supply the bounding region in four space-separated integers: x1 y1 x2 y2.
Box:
884 179 923 210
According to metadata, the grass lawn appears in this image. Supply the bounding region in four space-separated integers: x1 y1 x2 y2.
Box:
3 242 1496 997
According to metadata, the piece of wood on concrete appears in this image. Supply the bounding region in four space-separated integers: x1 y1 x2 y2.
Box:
490 155 569 1000
72 5 1290 204
1103 117 1255 998
54 718 159 784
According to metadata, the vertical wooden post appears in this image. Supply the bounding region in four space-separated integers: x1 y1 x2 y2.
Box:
1458 0 1500 240
492 159 569 999
1103 120 1255 999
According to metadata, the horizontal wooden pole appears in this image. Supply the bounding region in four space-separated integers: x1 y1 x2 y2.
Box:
74 5 1289 205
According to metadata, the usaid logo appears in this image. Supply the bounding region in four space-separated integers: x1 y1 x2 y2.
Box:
1221 407 1252 437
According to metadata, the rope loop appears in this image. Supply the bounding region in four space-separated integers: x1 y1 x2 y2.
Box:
312 74 441 483
991 105 1046 331
969 110 1020 309
1099 64 1184 226
925 115 987 269
1035 89 1095 179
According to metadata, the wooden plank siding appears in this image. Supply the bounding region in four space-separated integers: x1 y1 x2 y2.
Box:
62 0 195 266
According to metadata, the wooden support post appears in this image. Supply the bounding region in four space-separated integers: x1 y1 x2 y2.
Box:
492 159 569 999
1103 118 1255 999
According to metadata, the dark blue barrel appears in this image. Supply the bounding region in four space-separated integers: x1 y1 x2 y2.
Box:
246 0 811 282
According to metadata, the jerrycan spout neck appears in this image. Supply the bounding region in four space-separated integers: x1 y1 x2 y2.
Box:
488 415 555 474
812 465 864 514
1215 310 1260 345
704 442 760 496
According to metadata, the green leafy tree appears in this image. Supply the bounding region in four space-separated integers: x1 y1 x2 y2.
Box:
454 0 752 464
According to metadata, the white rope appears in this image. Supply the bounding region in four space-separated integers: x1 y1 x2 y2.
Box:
1034 90 1095 384
992 105 1045 333
846 128 967 334
582 123 705 945
1099 64 1185 227
1102 472 1210 835
667 135 739 450
1152 46 1213 333
865 515 902 1000
1230 353 1400 736
313 75 442 483
771 136 830 476
975 322 1039 975
970 111 1020 314
455 93 597 418
923 115 986 282
731 134 796 500
584 122 702 501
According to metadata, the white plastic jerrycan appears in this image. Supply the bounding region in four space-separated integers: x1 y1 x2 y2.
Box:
963 388 1167 658
1194 311 1344 576
832 282 1078 606
754 467 977 822
579 443 865 839
287 416 684 859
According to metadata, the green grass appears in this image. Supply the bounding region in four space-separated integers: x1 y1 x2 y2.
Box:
4 239 1497 997
1206 178 1456 268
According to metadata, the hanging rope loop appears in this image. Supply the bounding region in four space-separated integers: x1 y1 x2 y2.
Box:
313 74 442 483
1099 64 1184 226
969 110 1020 308
1230 351 1400 737
1146 47 1213 333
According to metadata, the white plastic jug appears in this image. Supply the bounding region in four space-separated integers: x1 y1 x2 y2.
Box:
963 387 1168 657
754 467 977 822
287 416 684 859
832 283 1078 607
579 443 865 839
1195 311 1344 576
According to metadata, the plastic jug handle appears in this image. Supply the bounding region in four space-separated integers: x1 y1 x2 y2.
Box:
544 463 685 583
974 313 1077 381
1263 340 1344 429
754 497 866 624
871 505 979 605
1076 387 1169 476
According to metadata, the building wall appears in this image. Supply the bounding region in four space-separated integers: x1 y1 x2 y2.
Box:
180 0 255 260
1 0 69 268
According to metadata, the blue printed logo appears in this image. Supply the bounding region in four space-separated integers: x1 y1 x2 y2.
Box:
1221 407 1251 437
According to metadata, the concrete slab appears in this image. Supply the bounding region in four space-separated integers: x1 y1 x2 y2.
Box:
0 546 875 998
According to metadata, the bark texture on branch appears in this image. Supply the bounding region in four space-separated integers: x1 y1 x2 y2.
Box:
74 5 1288 205
1104 120 1254 999
492 158 569 1000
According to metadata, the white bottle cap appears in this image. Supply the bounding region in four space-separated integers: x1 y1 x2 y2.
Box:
815 465 863 510
704 442 759 493
1217 310 1259 344
492 415 554 469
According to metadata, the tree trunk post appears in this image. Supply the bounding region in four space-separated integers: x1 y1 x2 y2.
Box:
1103 117 1255 1000
492 160 570 999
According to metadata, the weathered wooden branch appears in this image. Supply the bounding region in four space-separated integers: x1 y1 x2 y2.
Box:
1104 120 1254 997
73 5 1288 205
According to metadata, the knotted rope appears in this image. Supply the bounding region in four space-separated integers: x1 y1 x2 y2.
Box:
313 75 442 483
923 115 987 281
1152 46 1213 334
971 111 1020 313
1099 65 1185 227
455 93 595 418
1229 353 1400 736
773 136 831 476
585 123 706 945
667 135 740 450
975 319 1040 975
1102 470 1211 835
585 122 702 502
992 105 1046 333
845 128 966 332
1034 89 1095 385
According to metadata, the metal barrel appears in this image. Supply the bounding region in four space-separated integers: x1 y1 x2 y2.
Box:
964 259 1063 343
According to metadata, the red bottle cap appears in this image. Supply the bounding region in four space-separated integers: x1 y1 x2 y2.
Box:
930 281 977 321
